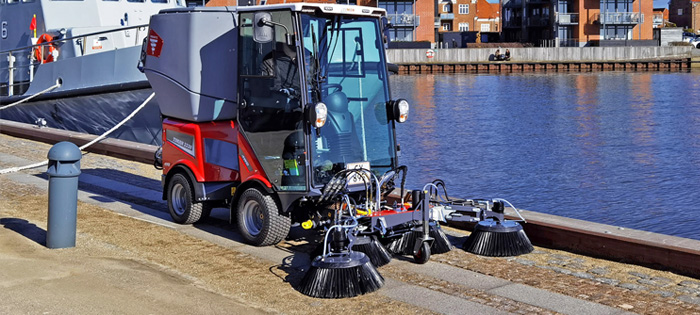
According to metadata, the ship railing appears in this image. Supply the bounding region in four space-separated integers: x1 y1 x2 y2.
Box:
1 24 148 97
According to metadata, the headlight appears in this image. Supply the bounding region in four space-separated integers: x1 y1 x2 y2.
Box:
393 99 409 123
313 102 327 128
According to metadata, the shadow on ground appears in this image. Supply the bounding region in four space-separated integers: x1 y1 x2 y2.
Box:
0 218 46 246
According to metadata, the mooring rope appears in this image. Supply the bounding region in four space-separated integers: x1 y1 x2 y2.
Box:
0 92 156 175
0 80 62 111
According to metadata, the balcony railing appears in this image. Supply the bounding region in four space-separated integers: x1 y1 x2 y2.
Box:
387 13 420 27
557 13 579 25
596 12 644 25
440 13 455 20
528 16 550 27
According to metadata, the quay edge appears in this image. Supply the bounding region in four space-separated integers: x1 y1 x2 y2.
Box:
387 46 695 73
3 119 700 279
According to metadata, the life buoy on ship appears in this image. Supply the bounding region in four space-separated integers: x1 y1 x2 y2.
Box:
33 33 58 64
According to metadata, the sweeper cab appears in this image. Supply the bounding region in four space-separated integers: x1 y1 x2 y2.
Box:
140 3 533 299
141 4 415 245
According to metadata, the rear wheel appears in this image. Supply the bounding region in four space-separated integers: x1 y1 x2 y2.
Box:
236 188 290 246
167 173 209 224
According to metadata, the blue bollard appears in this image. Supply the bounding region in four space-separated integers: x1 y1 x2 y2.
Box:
46 141 82 249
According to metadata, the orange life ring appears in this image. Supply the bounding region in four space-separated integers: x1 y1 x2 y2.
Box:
33 33 56 64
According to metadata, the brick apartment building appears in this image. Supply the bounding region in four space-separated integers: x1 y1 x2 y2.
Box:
207 0 437 42
669 0 700 32
653 8 669 28
437 0 501 36
502 0 653 47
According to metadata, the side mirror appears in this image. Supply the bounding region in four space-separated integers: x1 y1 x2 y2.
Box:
253 12 274 43
388 99 409 123
306 102 328 128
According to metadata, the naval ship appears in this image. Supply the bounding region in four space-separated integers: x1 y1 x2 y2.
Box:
0 0 181 145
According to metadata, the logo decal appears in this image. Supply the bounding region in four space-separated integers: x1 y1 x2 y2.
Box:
147 29 163 57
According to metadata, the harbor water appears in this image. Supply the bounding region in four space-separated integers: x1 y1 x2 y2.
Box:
391 71 700 240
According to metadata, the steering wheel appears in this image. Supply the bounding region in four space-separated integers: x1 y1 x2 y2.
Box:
321 83 343 94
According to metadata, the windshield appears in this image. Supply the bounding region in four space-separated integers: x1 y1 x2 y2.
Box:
301 13 396 186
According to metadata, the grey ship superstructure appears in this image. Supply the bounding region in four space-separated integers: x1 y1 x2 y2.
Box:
1 0 181 145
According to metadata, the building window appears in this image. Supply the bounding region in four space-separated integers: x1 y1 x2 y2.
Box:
459 23 469 31
678 9 683 15
379 1 414 15
443 3 452 13
459 4 469 14
481 24 490 32
443 23 452 31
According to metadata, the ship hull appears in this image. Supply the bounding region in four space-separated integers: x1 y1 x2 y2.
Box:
1 88 163 146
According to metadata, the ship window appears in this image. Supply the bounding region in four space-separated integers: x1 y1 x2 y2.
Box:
151 0 168 3
126 0 145 2
22 0 36 2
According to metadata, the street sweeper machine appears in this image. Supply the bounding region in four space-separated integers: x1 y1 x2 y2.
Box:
140 3 534 299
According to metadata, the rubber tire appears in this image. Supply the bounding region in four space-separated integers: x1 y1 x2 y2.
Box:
236 188 291 246
413 242 431 264
167 173 205 224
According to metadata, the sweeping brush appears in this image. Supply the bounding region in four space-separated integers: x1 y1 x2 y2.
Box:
384 225 452 256
462 219 534 257
429 224 453 254
297 251 384 298
383 228 418 255
352 235 393 267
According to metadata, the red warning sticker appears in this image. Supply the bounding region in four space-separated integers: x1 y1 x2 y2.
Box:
147 29 163 58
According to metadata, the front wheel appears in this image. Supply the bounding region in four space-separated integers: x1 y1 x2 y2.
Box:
413 241 431 264
167 173 211 224
236 188 291 246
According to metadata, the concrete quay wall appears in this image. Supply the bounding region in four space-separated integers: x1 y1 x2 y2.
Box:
387 46 693 64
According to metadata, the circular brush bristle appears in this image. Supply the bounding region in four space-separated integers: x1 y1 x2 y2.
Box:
462 220 534 257
297 252 384 298
352 236 392 267
429 225 453 254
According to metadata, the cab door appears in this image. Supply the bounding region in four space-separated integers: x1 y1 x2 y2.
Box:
237 11 307 191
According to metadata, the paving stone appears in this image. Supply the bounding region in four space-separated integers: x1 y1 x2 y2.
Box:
588 268 609 276
531 250 547 254
628 271 651 279
680 280 700 288
618 283 647 291
566 264 585 270
549 254 570 260
571 258 586 264
678 295 700 306
514 258 535 266
637 279 664 287
595 277 620 286
677 287 700 296
540 266 572 275
651 276 672 283
548 260 567 266
571 272 595 280
650 290 675 298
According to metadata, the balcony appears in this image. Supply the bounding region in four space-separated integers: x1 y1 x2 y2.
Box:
440 13 455 20
528 16 551 27
503 0 522 8
595 12 644 25
387 13 420 27
504 19 523 28
557 13 579 25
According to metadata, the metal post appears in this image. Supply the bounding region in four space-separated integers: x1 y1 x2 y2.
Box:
46 142 82 249
7 52 14 96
